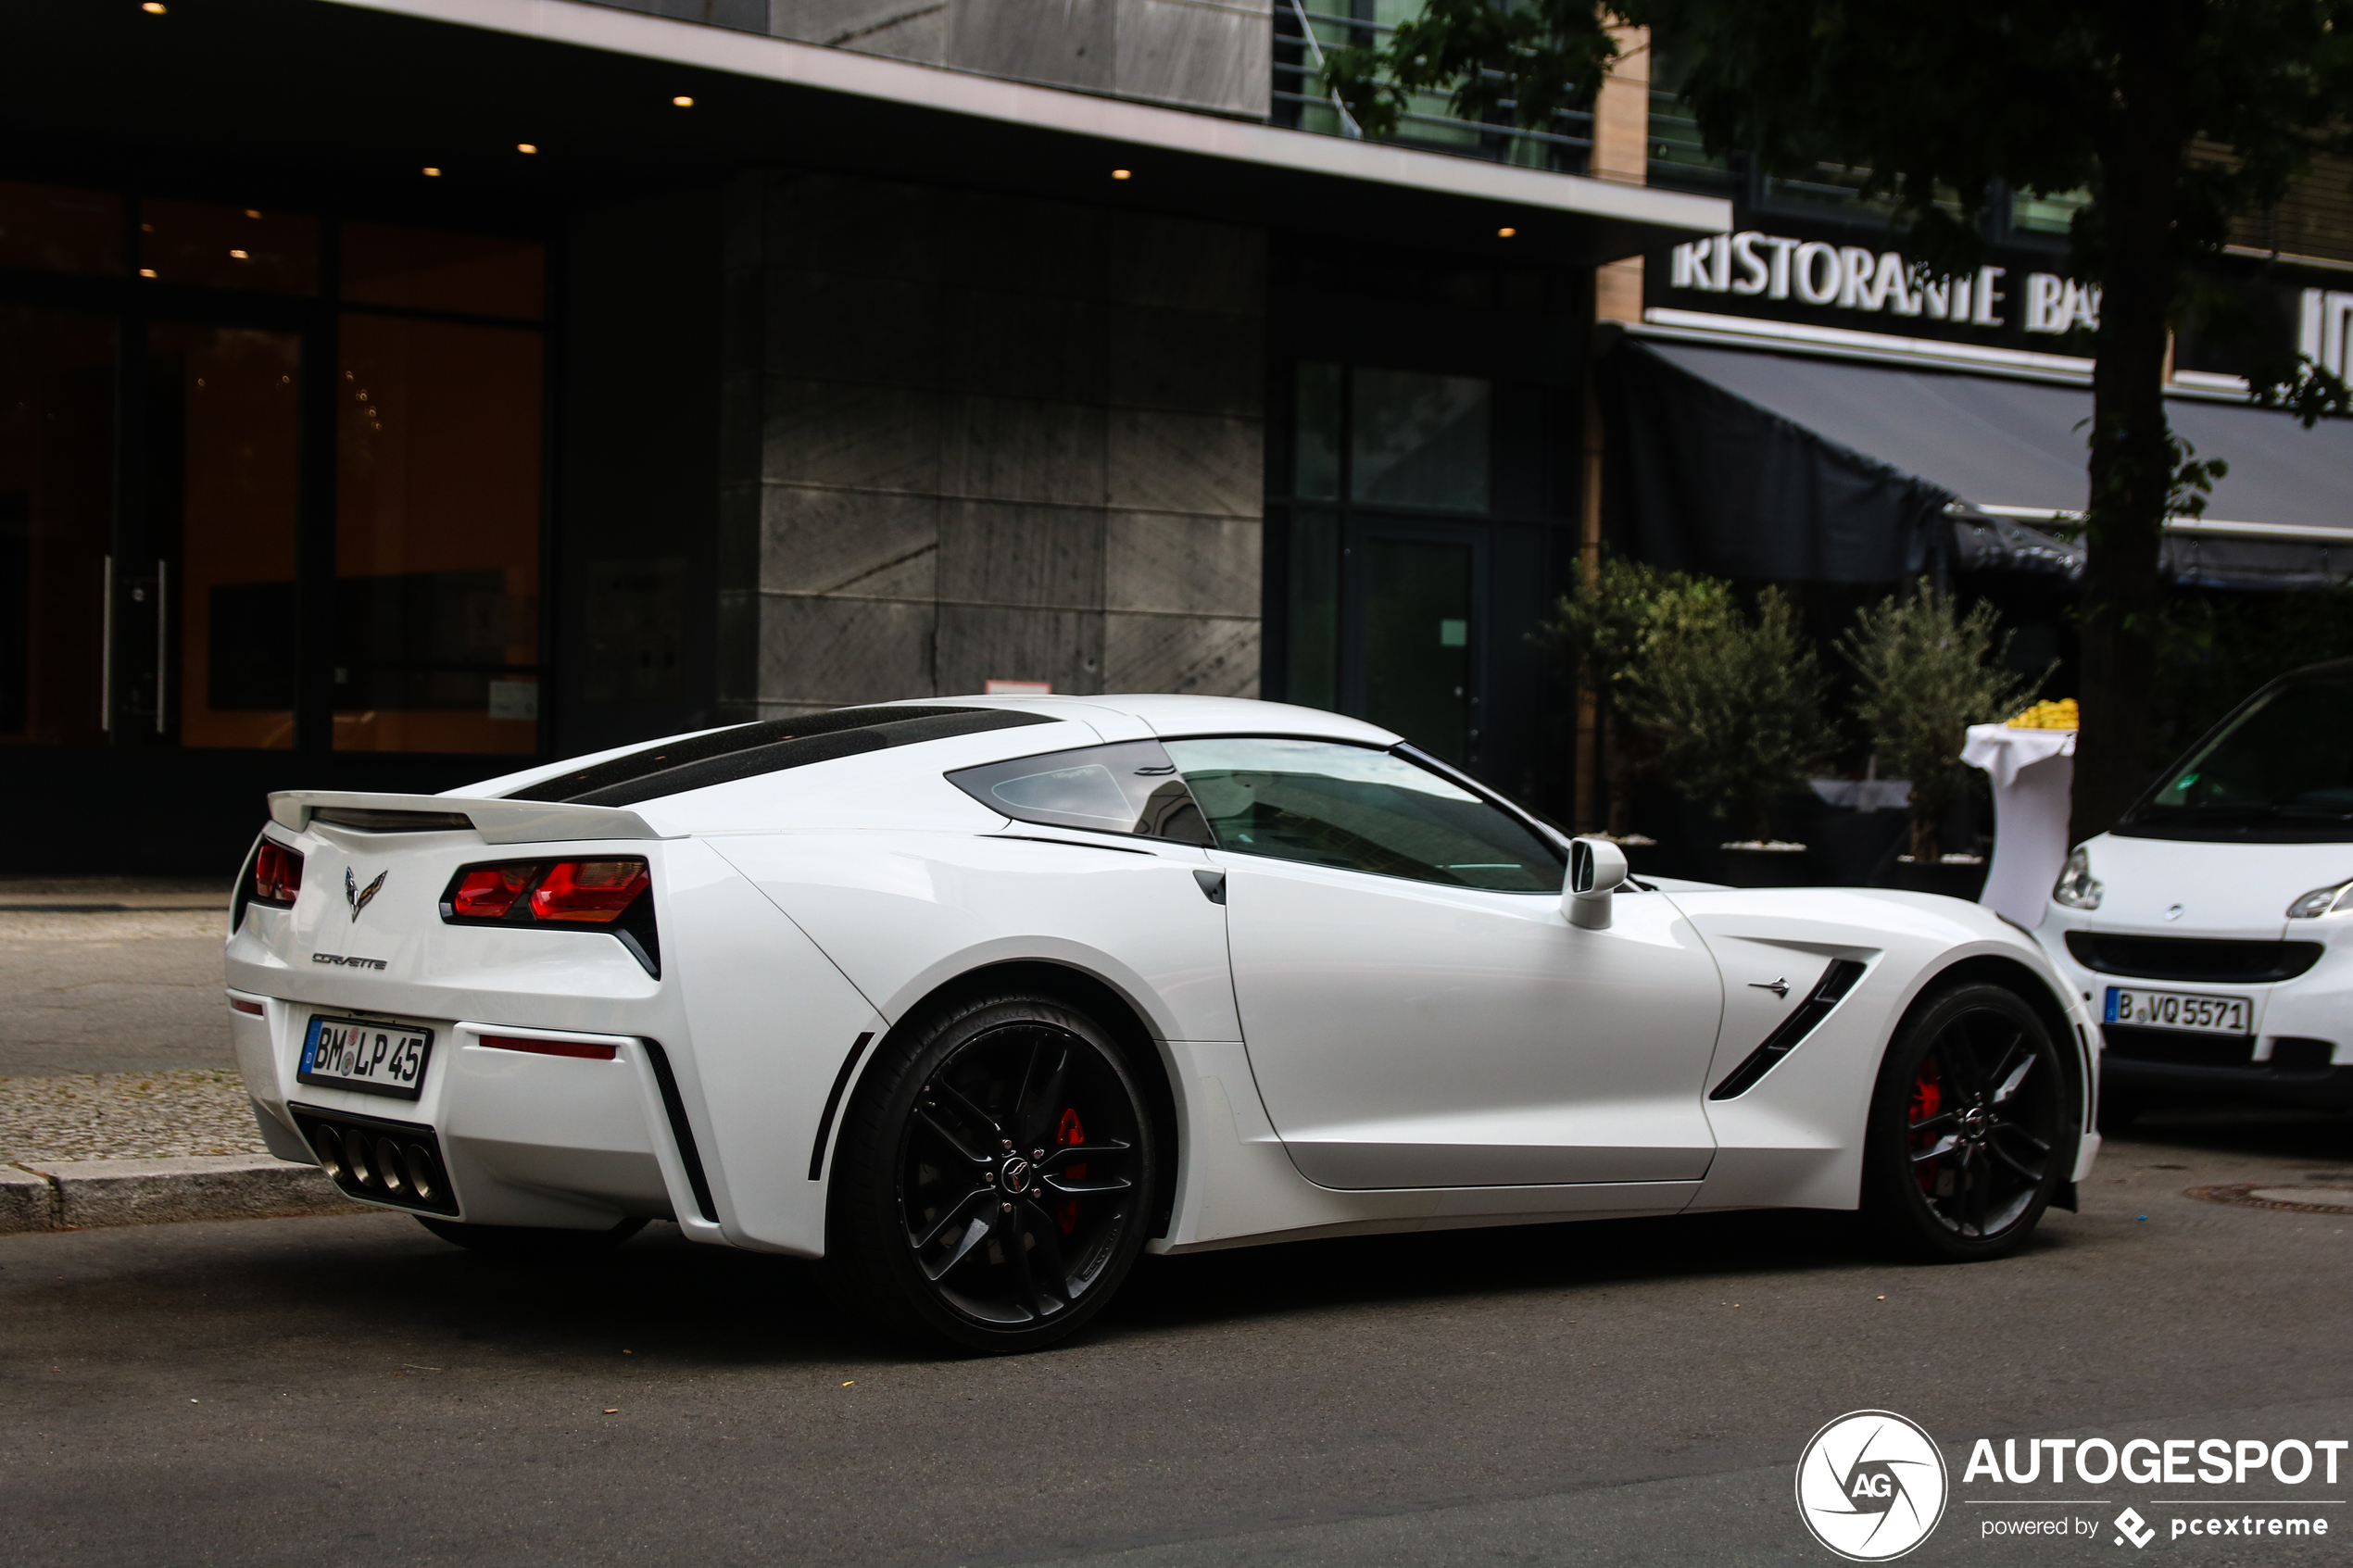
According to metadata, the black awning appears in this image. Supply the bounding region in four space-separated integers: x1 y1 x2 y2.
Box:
1606 336 2353 589
1599 338 1954 583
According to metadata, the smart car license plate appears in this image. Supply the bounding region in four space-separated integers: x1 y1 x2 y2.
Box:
298 1015 434 1099
2103 987 2250 1036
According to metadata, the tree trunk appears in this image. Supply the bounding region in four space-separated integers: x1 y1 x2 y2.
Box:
1909 809 1940 866
2072 9 2188 848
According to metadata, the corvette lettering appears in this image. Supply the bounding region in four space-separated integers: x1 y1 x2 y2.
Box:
311 953 389 970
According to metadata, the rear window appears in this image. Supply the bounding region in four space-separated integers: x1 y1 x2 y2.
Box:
948 742 1214 843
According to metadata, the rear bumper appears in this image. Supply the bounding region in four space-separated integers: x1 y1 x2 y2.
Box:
233 995 704 1232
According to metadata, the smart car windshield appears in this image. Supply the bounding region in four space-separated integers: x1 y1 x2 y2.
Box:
2122 673 2353 841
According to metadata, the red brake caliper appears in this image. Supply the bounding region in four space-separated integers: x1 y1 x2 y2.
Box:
1055 1107 1085 1234
1909 1070 1944 1192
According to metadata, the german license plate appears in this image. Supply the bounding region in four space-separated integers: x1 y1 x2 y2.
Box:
298 1015 434 1099
2103 987 2251 1036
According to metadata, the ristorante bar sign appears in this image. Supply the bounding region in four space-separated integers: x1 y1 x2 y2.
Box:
1661 229 2105 336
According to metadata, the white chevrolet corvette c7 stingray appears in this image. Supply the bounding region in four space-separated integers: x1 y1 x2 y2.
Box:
226 694 2101 1351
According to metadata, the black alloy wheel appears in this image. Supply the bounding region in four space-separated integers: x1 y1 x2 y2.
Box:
1863 982 2070 1261
825 993 1156 1354
414 1215 648 1257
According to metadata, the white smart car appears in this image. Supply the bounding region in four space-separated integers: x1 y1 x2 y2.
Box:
227 695 2098 1352
2042 659 2353 1127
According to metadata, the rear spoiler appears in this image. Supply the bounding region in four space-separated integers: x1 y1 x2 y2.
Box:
267 790 665 845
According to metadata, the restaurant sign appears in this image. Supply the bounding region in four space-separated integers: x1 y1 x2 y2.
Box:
1665 230 2103 335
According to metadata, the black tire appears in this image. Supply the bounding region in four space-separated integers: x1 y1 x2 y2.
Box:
824 991 1158 1354
1862 982 2070 1261
415 1215 648 1257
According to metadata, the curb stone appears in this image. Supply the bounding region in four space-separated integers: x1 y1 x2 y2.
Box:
2 1155 362 1233
1 1165 55 1232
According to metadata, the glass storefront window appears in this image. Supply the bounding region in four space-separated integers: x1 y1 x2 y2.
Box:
0 307 113 744
1286 508 1340 709
0 181 120 275
151 324 301 748
2014 187 2093 236
1295 360 1341 500
342 222 545 320
334 313 542 755
1350 368 1491 511
139 200 317 295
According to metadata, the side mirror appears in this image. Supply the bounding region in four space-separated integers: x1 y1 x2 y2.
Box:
1563 837 1629 930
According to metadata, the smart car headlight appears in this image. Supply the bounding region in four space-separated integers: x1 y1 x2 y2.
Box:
2286 878 2353 919
2051 846 2103 910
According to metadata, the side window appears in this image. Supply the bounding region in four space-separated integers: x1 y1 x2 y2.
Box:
1162 736 1564 893
947 741 1214 844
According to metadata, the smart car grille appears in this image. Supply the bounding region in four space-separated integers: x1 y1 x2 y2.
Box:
2064 934 2322 984
289 1103 461 1216
505 706 1055 807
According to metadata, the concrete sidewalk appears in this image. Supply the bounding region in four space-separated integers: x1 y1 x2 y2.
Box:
0 884 358 1233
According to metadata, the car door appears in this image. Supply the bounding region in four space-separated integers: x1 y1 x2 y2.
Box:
1163 736 1725 1189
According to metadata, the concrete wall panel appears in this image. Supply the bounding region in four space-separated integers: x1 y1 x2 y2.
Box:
1102 611 1259 696
759 485 939 598
733 169 1262 704
1114 0 1271 118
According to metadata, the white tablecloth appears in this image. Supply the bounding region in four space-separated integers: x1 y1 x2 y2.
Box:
1960 724 2075 926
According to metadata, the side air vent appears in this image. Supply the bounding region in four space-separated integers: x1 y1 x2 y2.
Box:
506 706 1056 807
641 1039 716 1223
1709 959 1869 1099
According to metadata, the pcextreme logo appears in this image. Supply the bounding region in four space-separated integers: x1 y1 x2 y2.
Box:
1796 1410 1950 1562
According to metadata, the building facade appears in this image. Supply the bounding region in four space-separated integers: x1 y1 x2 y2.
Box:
0 0 1723 871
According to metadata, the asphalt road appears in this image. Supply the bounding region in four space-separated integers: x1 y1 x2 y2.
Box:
6 1110 2351 1568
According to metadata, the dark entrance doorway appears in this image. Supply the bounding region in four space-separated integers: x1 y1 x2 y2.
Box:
1344 522 1485 767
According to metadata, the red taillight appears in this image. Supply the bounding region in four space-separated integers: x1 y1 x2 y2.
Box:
450 864 533 919
529 859 651 923
477 1034 619 1060
253 841 303 905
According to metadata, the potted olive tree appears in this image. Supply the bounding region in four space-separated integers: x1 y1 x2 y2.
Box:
1623 586 1835 887
1541 557 1733 844
1837 581 2048 897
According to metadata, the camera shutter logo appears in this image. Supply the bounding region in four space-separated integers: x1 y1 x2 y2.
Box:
1794 1410 1948 1561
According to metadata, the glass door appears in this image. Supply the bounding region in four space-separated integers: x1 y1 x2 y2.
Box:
0 306 114 747
1342 520 1487 767
141 322 303 747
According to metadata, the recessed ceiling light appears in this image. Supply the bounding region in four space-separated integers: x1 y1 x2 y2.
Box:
1111 169 1132 180
141 2 166 12
422 167 442 177
244 208 261 219
673 95 694 107
138 268 157 278
228 248 249 259
1497 226 1516 238
517 143 538 155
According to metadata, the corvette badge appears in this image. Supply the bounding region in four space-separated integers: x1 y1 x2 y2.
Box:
346 867 386 922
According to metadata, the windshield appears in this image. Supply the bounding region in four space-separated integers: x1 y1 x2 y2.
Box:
2122 674 2353 841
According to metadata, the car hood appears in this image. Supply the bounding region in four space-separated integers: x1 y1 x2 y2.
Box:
2070 833 2353 938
